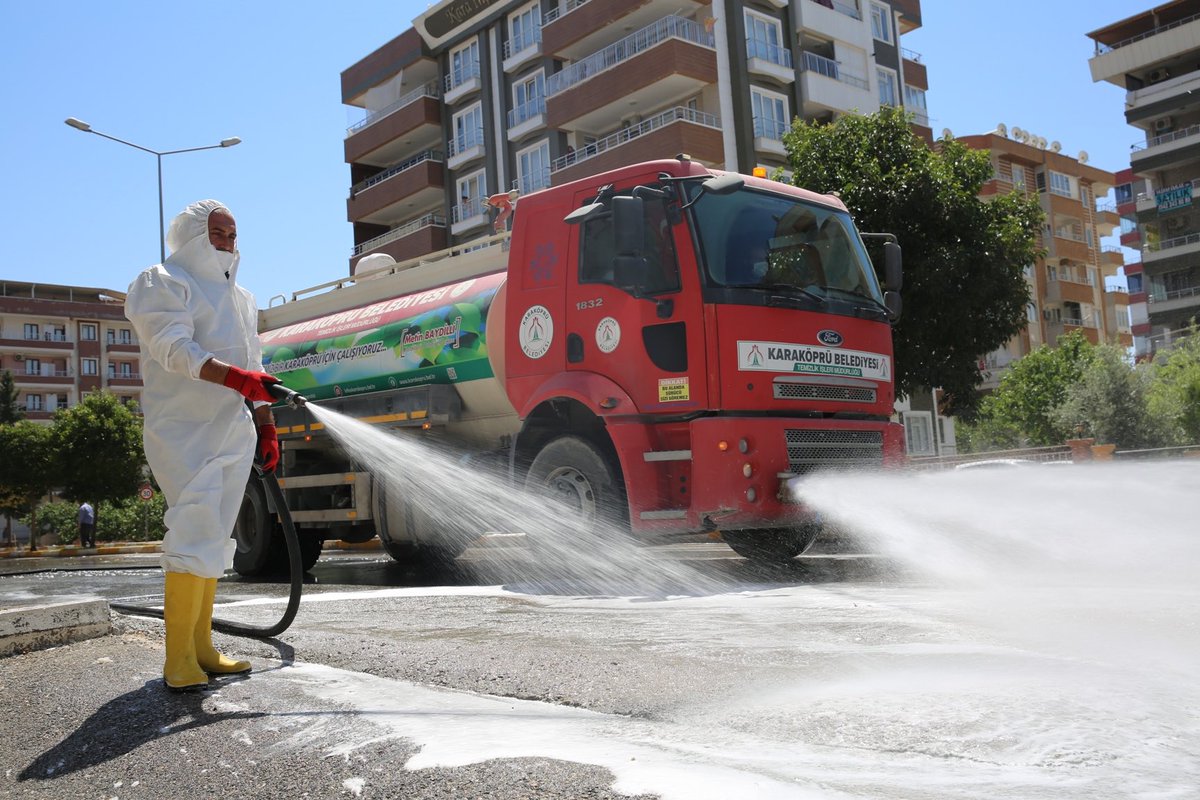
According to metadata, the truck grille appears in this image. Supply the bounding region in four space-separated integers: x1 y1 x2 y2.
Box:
784 429 884 475
774 383 876 403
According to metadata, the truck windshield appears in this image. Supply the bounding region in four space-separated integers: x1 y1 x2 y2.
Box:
687 186 884 305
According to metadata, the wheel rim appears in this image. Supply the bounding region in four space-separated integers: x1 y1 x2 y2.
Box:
542 466 597 518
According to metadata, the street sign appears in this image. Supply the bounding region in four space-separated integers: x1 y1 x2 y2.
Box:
138 484 154 502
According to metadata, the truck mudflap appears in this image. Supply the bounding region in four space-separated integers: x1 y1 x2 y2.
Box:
620 416 903 535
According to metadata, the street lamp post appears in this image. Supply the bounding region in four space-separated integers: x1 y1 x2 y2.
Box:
64 118 241 264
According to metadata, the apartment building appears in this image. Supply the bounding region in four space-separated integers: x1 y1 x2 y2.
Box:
956 129 1126 392
0 281 142 422
339 0 930 273
1088 0 1200 357
1114 167 1153 358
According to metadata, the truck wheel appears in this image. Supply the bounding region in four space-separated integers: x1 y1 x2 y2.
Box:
232 479 277 576
722 525 819 565
524 435 626 530
375 479 471 570
233 479 324 576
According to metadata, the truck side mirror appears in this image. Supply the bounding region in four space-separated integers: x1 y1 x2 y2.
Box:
884 290 902 322
612 196 645 258
884 241 902 292
613 255 647 291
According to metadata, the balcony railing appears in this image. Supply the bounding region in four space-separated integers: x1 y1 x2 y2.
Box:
19 369 74 379
452 198 486 224
513 169 552 195
1095 200 1116 213
542 0 592 26
550 105 721 172
1054 228 1086 242
108 372 141 381
352 213 446 256
444 60 481 93
1093 10 1200 54
799 51 869 90
449 127 484 158
504 26 542 59
1149 284 1200 303
753 116 788 141
1132 122 1200 153
508 96 546 128
545 15 714 97
346 81 440 136
747 38 792 68
901 47 922 62
808 0 862 20
351 151 442 195
1144 231 1200 253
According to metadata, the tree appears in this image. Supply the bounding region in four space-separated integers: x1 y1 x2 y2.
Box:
1147 327 1200 444
0 369 22 424
0 422 54 549
1054 344 1171 450
968 331 1095 447
51 391 144 524
782 107 1044 414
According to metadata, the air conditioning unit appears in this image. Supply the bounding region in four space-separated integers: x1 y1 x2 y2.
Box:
13 354 24 362
1147 68 1170 84
1154 117 1175 133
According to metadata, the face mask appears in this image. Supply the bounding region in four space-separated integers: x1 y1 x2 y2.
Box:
214 248 236 276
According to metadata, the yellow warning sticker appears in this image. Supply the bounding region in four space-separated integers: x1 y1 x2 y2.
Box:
658 377 690 402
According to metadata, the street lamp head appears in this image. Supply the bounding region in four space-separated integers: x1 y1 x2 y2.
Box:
220 137 242 148
65 117 92 132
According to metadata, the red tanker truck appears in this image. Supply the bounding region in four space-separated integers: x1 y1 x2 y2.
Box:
234 156 905 575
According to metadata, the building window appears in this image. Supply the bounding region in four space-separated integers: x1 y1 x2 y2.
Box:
1114 183 1133 205
902 411 934 455
120 329 132 344
25 358 40 375
24 323 39 340
1127 274 1143 293
107 329 116 344
455 171 487 222
508 2 541 55
745 9 785 65
1011 164 1026 189
452 103 484 154
120 362 132 377
448 39 480 88
25 394 43 412
1047 264 1058 281
870 3 892 43
902 84 927 123
1027 302 1038 323
81 323 97 341
1049 171 1073 198
81 358 98 376
56 394 68 409
517 140 551 195
511 70 545 127
751 87 788 140
1086 228 1094 249
1086 268 1097 287
877 67 898 107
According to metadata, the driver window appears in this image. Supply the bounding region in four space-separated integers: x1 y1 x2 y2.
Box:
579 197 680 294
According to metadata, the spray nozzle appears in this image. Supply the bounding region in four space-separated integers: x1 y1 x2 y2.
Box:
266 380 308 410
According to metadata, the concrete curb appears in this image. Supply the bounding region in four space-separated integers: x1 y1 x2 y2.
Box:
0 538 383 561
0 598 111 658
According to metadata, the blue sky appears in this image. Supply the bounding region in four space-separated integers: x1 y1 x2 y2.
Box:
0 0 1141 304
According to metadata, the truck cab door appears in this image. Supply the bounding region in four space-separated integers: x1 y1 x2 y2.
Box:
564 192 707 413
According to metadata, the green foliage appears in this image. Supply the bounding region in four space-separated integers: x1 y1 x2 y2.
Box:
24 494 167 546
1146 327 1200 444
1053 345 1171 450
50 391 145 514
0 421 55 518
782 107 1044 414
975 332 1095 447
0 370 22 424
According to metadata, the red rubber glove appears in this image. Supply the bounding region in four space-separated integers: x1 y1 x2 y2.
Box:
257 424 279 472
222 364 281 403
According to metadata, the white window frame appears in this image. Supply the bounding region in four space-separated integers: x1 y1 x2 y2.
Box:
120 328 131 344
81 323 97 341
108 362 116 378
25 394 43 412
449 39 480 87
456 170 487 220
870 3 892 43
903 411 934 456
516 139 551 195
877 67 898 107
82 358 98 376
511 69 545 125
452 102 484 151
750 86 789 140
25 357 40 375
902 84 926 112
508 2 541 54
1049 171 1073 198
1011 164 1026 189
24 323 39 340
745 9 784 64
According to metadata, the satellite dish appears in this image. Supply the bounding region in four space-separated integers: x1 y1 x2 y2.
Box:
996 123 1008 137
1012 127 1024 138
1037 136 1047 149
1078 150 1089 164
1050 141 1062 152
942 127 954 139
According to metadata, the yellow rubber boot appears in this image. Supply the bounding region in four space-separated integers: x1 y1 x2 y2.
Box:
163 572 209 691
195 578 251 675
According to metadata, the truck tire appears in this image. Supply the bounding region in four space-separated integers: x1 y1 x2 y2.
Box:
722 525 819 565
233 478 324 576
524 435 626 531
375 478 471 571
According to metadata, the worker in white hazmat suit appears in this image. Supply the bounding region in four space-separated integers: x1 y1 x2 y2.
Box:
125 200 282 691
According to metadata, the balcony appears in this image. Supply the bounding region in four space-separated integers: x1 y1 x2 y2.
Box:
344 82 442 167
1047 317 1100 346
0 334 74 352
105 341 138 353
1045 276 1097 306
507 97 547 141
546 16 716 133
503 26 542 72
753 116 788 156
903 51 927 91
798 51 873 118
542 0 706 62
350 213 447 272
447 128 485 170
513 169 552 196
1101 244 1125 269
1148 284 1200 316
347 151 445 226
1144 231 1200 265
1089 11 1200 84
1131 121 1200 172
450 198 488 236
444 61 481 105
107 373 143 387
13 369 74 385
550 106 723 184
797 0 864 47
746 38 794 84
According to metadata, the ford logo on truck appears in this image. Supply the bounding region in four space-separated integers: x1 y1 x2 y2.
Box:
817 329 844 346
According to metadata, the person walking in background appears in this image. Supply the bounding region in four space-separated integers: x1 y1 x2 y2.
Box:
125 200 281 692
76 501 95 548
